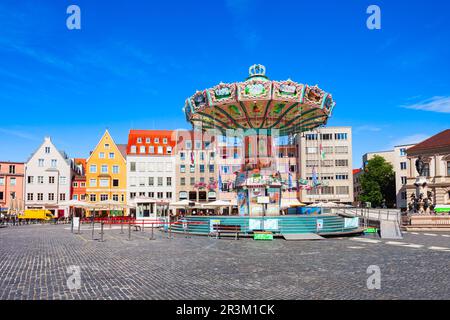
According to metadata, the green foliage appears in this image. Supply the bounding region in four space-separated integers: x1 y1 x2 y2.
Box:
359 155 396 207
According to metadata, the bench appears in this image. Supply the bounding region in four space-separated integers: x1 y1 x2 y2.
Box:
213 224 241 240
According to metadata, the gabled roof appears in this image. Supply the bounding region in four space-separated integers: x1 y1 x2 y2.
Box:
86 130 126 163
407 129 450 155
117 144 127 158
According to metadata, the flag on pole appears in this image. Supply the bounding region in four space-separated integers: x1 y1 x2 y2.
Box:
190 151 195 165
312 166 319 187
320 143 326 160
218 172 223 192
288 172 293 190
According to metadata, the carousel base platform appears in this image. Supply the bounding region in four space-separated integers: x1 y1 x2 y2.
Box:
168 214 363 238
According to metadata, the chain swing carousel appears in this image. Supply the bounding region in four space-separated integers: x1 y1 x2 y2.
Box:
171 65 362 237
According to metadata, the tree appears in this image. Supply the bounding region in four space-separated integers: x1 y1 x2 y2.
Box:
359 155 396 208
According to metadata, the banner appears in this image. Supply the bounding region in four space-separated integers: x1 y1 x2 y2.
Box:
344 217 359 228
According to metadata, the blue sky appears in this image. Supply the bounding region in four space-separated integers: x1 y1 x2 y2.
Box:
0 0 449 167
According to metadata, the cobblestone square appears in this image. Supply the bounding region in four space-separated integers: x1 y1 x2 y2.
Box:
0 224 449 300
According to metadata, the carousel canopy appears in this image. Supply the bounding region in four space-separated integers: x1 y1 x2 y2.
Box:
184 64 335 136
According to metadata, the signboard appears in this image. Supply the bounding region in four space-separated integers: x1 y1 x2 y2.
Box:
210 219 221 232
248 219 262 231
263 219 279 231
237 190 248 216
316 219 324 231
254 233 273 241
344 217 359 229
257 196 270 204
73 217 80 229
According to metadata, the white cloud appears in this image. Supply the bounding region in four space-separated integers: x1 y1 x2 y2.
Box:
391 134 429 148
402 96 450 114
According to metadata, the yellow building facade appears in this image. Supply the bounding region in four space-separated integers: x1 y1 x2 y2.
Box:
86 130 127 216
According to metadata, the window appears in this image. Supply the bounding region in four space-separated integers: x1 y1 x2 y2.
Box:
48 193 54 201
6 177 14 186
101 165 108 173
149 146 154 153
186 141 192 149
306 160 319 168
90 165 97 173
0 177 3 186
99 179 109 187
180 152 185 160
210 152 215 159
129 177 136 187
148 177 154 186
200 152 205 161
130 145 137 153
200 164 205 173
166 192 172 199
320 133 333 140
49 176 55 184
335 159 349 167
400 148 407 156
60 176 67 185
190 177 195 185
73 182 78 188
37 176 44 184
401 176 407 185
27 176 34 184
148 192 154 198
104 143 110 149
179 192 188 200
163 138 168 144
51 159 57 167
9 165 15 174
130 192 136 199
81 182 86 187
321 160 334 167
335 146 348 154
138 146 145 154
158 177 163 186
139 177 145 187
45 147 50 154
401 191 407 200
130 162 136 172
99 152 105 159
154 138 159 144
167 146 172 154
322 186 334 195
38 159 44 167
447 161 450 176
112 194 119 201
137 137 142 143
400 162 407 170
306 147 317 154
0 192 3 200
335 133 348 140
90 179 97 187
112 179 119 187
222 166 230 174
195 141 201 149
109 152 115 159
305 134 317 140
37 193 43 201
112 165 119 174
190 164 195 173
423 163 430 177
146 138 151 144
209 165 215 173
166 177 172 186
157 192 163 199
180 165 186 173
336 186 349 195
158 146 163 154
335 174 349 180
90 194 96 202
59 194 66 201
27 193 33 201
180 177 185 185
100 194 108 201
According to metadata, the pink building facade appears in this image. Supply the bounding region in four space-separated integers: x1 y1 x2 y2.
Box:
0 162 25 213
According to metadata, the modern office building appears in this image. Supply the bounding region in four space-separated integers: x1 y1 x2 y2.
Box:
126 130 176 218
297 127 354 204
0 162 25 214
174 130 218 204
24 137 72 217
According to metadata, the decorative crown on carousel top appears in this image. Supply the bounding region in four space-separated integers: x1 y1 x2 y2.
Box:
248 64 267 79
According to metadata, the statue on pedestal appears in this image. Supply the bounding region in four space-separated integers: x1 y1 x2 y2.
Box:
415 155 425 176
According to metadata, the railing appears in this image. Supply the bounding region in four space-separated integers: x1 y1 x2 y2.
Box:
332 208 401 225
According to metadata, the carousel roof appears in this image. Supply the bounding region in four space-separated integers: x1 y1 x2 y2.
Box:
184 64 335 136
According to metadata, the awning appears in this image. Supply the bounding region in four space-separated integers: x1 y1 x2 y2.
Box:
435 205 450 213
280 199 306 209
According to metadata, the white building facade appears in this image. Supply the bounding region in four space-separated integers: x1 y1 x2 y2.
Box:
25 137 72 217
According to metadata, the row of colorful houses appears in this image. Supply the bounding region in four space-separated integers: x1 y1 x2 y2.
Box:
1 127 356 218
